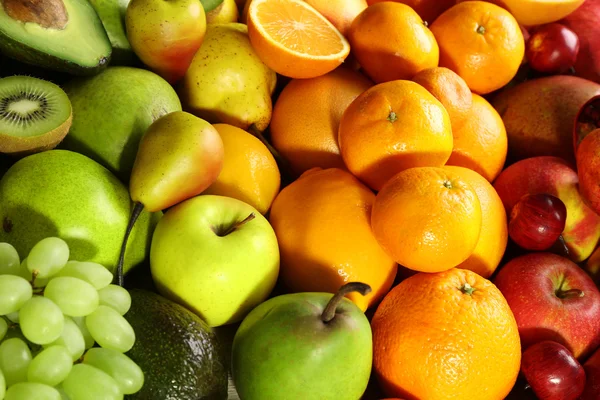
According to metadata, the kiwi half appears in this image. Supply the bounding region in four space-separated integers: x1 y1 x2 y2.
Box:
0 75 72 156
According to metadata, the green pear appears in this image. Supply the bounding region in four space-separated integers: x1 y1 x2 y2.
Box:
88 0 136 65
0 150 159 275
114 111 224 285
178 23 277 131
61 66 181 181
231 283 373 400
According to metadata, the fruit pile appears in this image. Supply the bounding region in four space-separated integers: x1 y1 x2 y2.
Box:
0 0 600 399
0 238 142 399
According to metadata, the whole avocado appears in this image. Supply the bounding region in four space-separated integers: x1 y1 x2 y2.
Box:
124 289 229 400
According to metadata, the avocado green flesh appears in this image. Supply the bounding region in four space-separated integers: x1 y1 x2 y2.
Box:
0 0 112 72
124 289 229 400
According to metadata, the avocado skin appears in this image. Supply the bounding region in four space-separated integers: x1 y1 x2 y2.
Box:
0 31 111 76
125 289 229 400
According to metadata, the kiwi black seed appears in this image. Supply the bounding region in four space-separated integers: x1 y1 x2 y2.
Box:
0 75 72 156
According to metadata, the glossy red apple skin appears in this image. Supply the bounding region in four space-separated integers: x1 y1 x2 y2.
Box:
526 23 580 74
493 252 600 360
508 193 567 251
521 340 586 400
577 128 600 216
562 0 600 83
581 345 600 399
573 95 600 152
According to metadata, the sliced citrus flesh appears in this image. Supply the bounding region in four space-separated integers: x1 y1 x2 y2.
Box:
247 0 351 79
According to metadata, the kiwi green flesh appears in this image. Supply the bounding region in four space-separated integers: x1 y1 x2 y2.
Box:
0 75 72 137
0 76 72 155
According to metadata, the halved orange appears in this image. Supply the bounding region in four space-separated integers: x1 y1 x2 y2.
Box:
247 0 351 79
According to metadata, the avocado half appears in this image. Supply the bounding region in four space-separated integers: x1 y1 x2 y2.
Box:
0 0 112 75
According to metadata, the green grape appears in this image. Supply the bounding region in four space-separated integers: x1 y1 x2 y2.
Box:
44 317 85 361
0 317 7 341
97 285 131 315
19 297 64 345
5 312 18 323
54 385 69 400
55 261 113 290
0 243 20 276
0 368 5 400
26 237 69 279
5 382 61 400
71 316 95 349
62 364 123 400
18 259 48 288
27 345 72 386
44 277 99 317
0 275 32 315
83 347 144 395
0 338 32 386
85 306 135 353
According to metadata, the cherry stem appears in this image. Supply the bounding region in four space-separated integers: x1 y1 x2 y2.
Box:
321 282 372 323
557 235 570 256
248 124 298 185
556 288 584 299
115 201 145 288
219 213 255 236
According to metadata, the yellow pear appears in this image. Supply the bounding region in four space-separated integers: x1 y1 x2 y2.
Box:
178 23 277 131
207 0 239 24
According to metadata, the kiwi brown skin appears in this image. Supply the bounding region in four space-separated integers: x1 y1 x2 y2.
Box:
0 111 72 157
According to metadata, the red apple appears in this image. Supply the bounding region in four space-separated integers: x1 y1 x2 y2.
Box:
562 0 600 84
576 128 600 216
585 245 600 285
493 156 600 263
526 23 580 74
493 252 600 360
508 193 567 251
581 345 600 399
573 94 600 153
521 340 586 400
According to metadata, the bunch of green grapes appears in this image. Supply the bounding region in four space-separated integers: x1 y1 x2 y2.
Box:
0 238 143 400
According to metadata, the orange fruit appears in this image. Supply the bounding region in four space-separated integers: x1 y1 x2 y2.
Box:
371 167 482 273
372 268 521 399
443 166 508 279
347 2 439 83
366 0 456 24
270 66 372 176
269 167 398 311
338 79 453 192
430 1 525 94
462 0 586 27
412 66 473 125
303 0 368 37
247 0 351 79
446 94 508 182
203 124 280 214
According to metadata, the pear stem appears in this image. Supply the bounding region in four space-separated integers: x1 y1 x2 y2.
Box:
321 282 372 323
219 213 255 236
247 124 298 185
115 201 145 287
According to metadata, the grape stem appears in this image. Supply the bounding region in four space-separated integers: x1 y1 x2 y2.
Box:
115 202 145 288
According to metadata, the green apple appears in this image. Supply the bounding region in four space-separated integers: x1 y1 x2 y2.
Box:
150 194 279 327
231 283 373 400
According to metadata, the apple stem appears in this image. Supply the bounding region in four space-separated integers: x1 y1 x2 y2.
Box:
556 288 585 299
115 201 145 287
219 213 256 236
248 124 298 185
321 282 372 323
557 235 570 257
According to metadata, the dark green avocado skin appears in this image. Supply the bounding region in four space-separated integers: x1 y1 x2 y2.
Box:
124 289 229 400
0 32 111 76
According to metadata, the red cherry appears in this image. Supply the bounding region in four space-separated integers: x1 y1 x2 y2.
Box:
521 341 586 400
526 23 580 74
508 193 567 251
